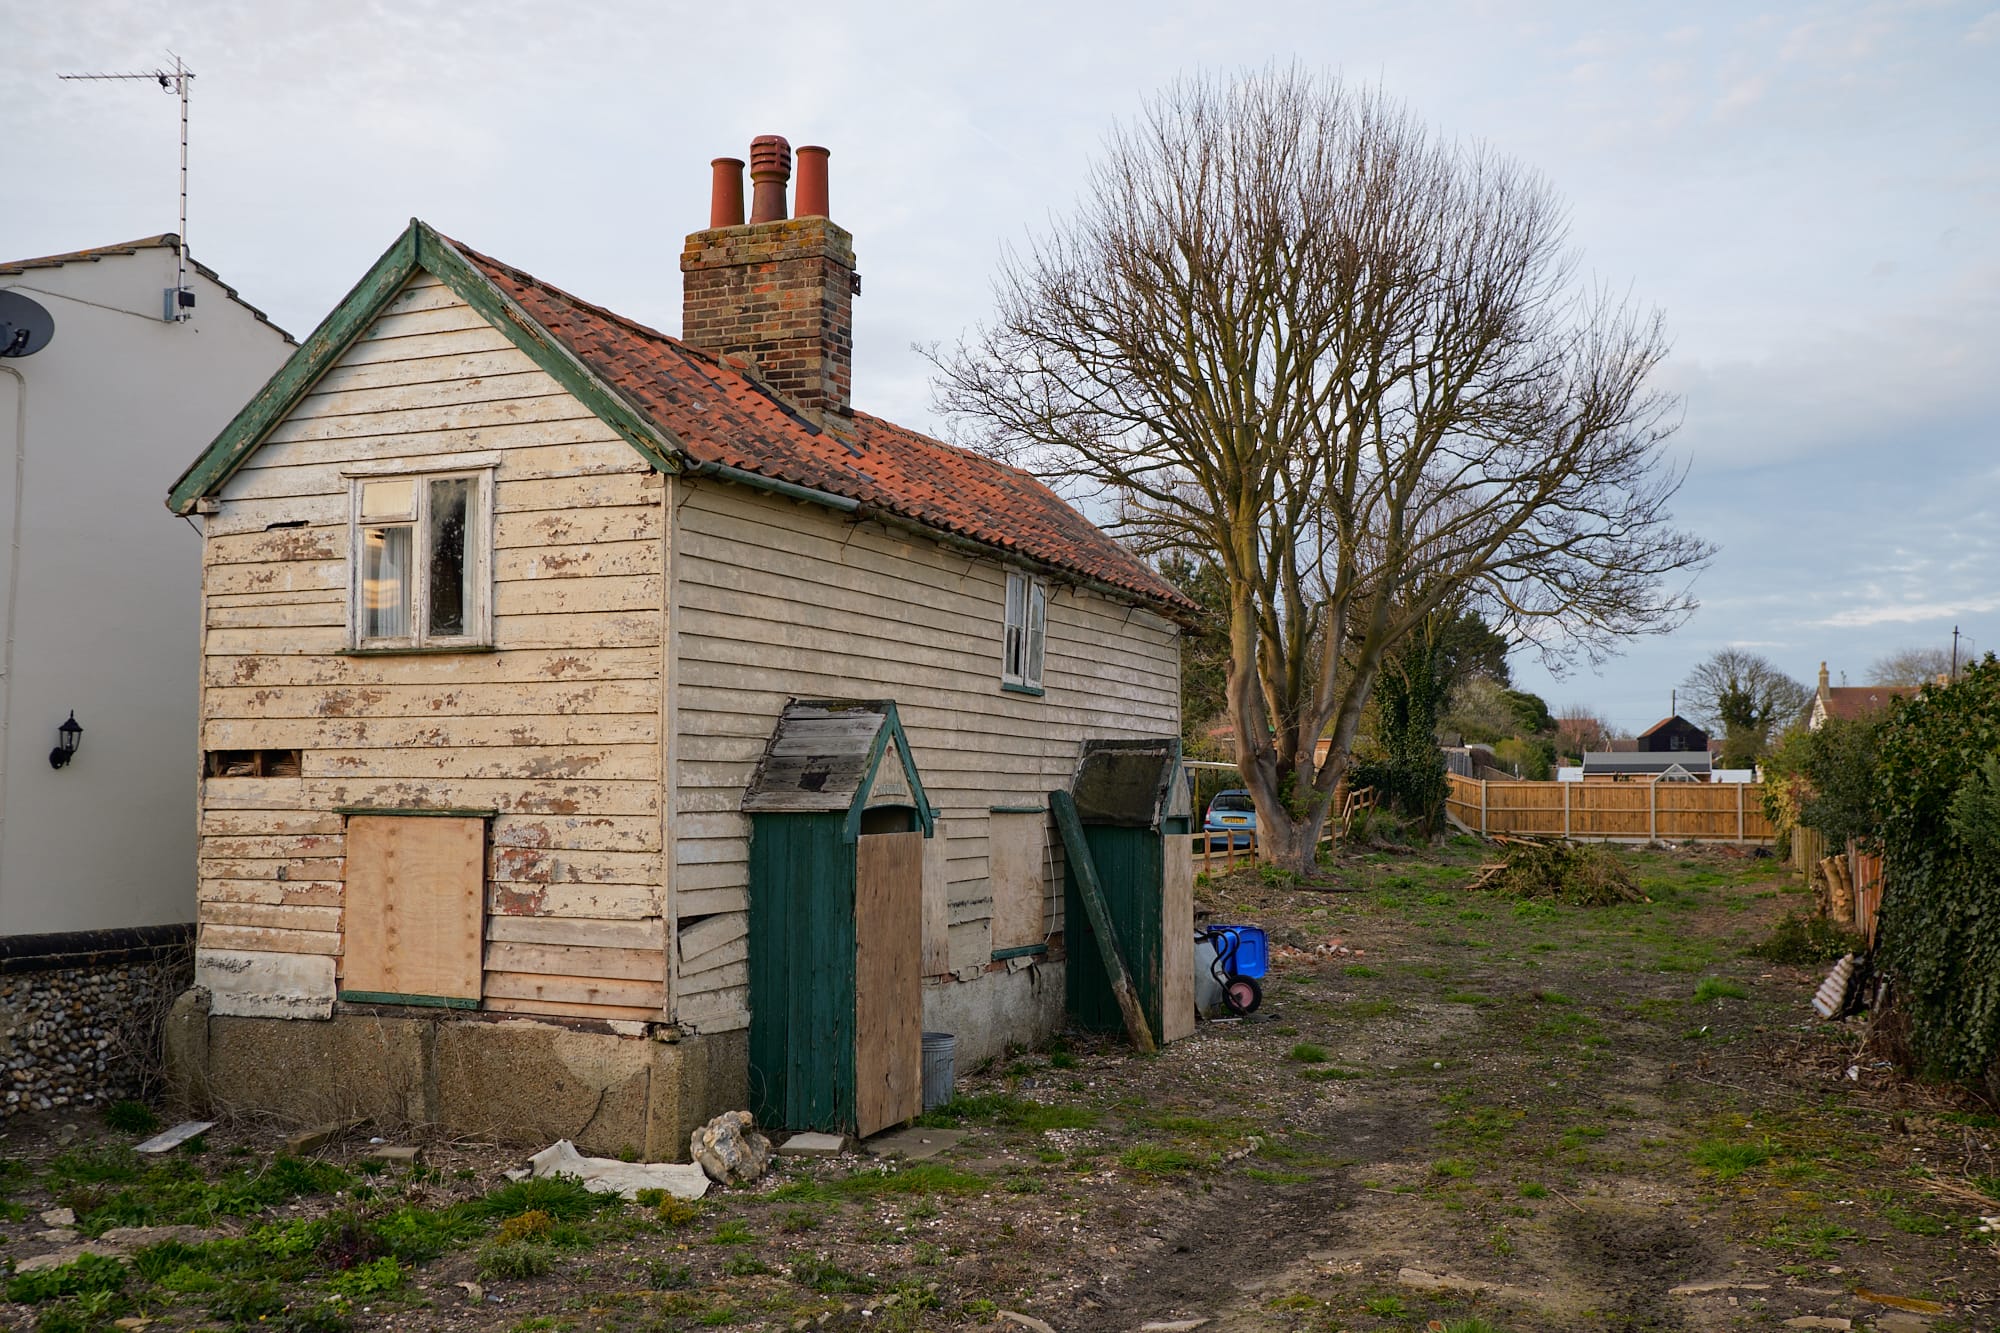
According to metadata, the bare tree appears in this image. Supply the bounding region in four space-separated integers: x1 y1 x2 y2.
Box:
933 68 1711 870
1868 645 1959 687
1679 649 1810 767
1555 705 1613 759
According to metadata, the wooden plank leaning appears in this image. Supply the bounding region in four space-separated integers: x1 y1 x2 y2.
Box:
1048 789 1157 1055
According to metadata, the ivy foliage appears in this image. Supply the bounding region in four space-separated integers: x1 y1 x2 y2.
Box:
1359 621 1451 835
1873 656 2000 1085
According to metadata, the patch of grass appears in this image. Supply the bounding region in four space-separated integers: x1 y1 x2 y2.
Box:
104 1100 161 1135
1287 1042 1330 1063
1518 1182 1549 1198
1364 1294 1408 1317
1300 1066 1366 1082
1693 977 1749 1003
1690 1138 1775 1179
1343 964 1378 977
1766 1218 1860 1259
326 1254 404 1299
1432 1158 1475 1179
915 1092 1100 1132
1244 1167 1314 1185
6 1252 129 1304
709 1218 759 1245
1444 991 1497 1006
472 1175 618 1222
1884 1205 1948 1235
791 1256 879 1295
1118 1145 1208 1176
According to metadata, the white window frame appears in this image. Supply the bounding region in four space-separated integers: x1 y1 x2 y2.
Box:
344 464 495 651
1001 570 1047 693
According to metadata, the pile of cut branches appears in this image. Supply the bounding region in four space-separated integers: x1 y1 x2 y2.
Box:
1466 838 1642 906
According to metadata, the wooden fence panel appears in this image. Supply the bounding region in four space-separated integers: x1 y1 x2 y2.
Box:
1444 773 1774 843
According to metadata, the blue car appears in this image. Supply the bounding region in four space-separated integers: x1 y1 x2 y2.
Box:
1204 789 1257 848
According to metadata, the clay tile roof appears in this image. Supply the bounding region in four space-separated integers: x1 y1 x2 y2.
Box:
0 234 294 343
1821 685 1912 722
453 241 1192 618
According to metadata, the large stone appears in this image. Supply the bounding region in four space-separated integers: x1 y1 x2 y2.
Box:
690 1110 772 1185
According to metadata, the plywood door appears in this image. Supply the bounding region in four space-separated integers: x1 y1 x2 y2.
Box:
1159 830 1196 1043
988 812 1050 951
854 831 924 1137
343 815 485 1003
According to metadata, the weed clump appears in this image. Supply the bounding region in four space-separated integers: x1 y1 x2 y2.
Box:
104 1100 161 1135
477 1240 556 1280
1469 841 1641 906
1749 912 1862 965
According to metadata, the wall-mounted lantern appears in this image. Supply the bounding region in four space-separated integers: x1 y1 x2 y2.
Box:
49 712 82 769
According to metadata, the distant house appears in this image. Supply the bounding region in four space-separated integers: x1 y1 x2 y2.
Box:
1580 752 1712 782
159 139 1193 1152
0 235 293 1115
1636 714 1708 754
1807 662 1913 731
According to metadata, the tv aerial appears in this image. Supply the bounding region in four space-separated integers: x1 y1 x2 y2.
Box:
57 53 196 322
0 292 56 358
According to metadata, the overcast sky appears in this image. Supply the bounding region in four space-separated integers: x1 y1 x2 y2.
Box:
6 1 1996 731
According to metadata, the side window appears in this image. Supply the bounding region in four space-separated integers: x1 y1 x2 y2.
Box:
350 470 491 649
1001 571 1047 692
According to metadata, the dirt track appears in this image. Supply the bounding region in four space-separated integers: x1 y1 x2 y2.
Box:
1 841 1994 1332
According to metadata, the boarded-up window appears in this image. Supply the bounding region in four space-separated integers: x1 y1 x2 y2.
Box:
988 811 1050 952
341 815 485 1007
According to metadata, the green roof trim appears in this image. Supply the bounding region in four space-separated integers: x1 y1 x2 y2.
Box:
166 220 684 515
842 699 937 844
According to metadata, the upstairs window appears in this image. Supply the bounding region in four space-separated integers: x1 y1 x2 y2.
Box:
349 470 492 650
1002 571 1047 692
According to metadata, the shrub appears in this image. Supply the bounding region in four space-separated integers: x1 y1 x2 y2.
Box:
494 1209 554 1244
1474 841 1641 906
1749 912 1862 966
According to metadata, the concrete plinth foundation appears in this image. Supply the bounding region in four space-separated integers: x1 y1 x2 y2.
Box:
163 990 745 1161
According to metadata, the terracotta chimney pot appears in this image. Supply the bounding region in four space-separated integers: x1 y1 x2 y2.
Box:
709 158 745 228
795 145 830 218
748 134 793 223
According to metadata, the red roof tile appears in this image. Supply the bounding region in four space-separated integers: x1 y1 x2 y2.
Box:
452 241 1191 619
1820 685 1911 722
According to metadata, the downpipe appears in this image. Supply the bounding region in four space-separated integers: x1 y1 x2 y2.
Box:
0 365 24 900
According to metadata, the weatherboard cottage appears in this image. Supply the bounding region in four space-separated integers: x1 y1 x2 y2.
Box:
161 138 1192 1154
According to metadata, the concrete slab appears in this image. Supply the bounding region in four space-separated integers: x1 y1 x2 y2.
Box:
778 1132 849 1157
862 1127 966 1161
135 1121 213 1153
368 1145 421 1164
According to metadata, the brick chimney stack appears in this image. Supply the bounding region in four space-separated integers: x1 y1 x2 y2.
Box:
682 135 857 419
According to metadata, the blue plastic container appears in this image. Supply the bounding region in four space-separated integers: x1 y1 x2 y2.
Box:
1202 924 1268 980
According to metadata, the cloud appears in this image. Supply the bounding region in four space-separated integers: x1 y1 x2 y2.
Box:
1823 596 2000 629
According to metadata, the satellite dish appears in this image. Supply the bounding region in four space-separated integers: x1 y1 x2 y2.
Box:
0 291 56 358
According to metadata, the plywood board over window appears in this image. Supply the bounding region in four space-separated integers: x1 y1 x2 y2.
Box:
341 815 486 1007
988 811 1050 953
